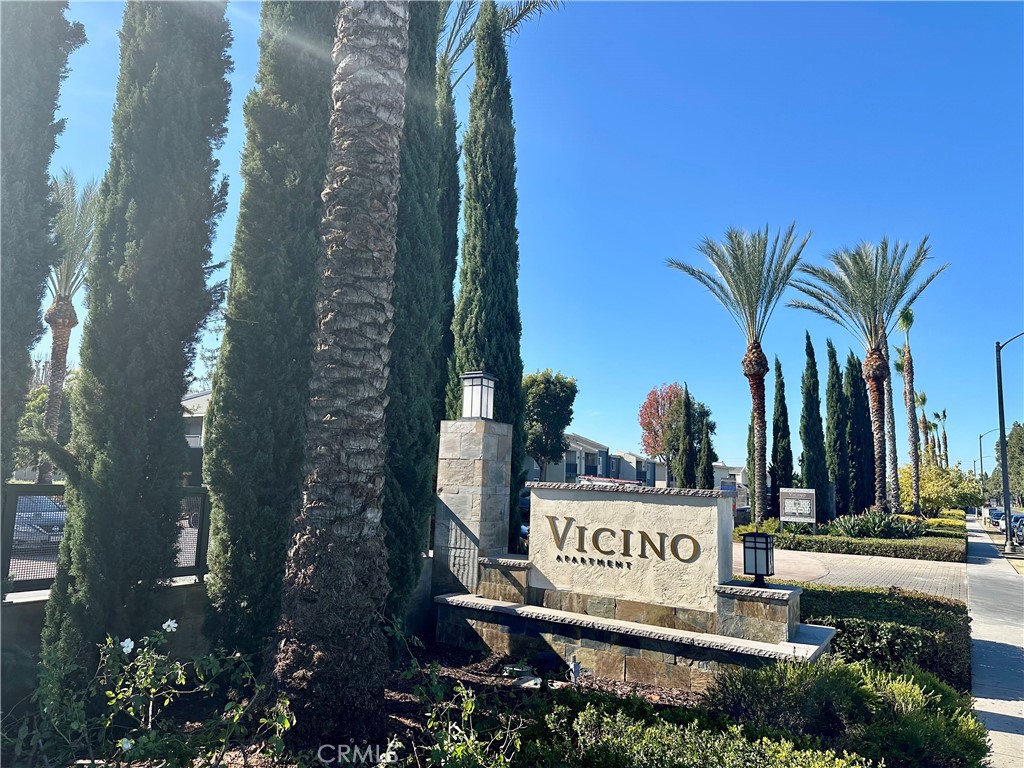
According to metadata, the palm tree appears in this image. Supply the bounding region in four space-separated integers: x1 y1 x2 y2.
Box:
36 170 98 484
790 237 948 511
438 0 561 87
915 390 929 454
881 330 902 512
930 411 949 467
269 2 409 745
897 308 922 515
939 408 949 467
669 223 810 525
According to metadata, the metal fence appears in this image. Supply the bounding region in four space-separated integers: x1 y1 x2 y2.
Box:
1 484 211 594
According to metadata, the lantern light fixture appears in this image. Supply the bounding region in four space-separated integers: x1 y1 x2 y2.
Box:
461 371 496 420
742 531 775 588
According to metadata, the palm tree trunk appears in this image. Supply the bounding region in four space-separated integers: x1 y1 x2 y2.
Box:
903 345 921 515
862 348 888 511
269 0 409 746
881 334 901 513
37 297 77 484
742 343 769 526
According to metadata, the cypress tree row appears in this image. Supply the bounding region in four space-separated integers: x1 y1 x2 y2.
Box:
445 0 525 549
38 1 232 671
844 351 875 515
673 389 697 488
0 1 85 479
697 420 714 490
799 333 829 522
202 1 335 656
825 339 850 518
383 0 444 626
769 357 793 518
435 41 461 427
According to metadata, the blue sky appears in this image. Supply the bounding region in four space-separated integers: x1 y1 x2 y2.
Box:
44 1 1023 473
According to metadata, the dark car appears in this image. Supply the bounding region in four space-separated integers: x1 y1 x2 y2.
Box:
987 508 1005 527
12 496 67 550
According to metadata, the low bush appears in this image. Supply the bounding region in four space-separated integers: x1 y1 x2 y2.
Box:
708 659 988 768
800 584 971 692
523 703 874 768
897 514 966 532
734 517 781 537
775 532 965 562
918 528 967 540
829 510 923 539
938 509 966 520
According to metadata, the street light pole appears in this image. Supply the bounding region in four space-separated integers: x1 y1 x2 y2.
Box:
995 331 1023 554
979 427 998 504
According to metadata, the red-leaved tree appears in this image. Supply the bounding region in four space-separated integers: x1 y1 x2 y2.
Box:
639 383 684 468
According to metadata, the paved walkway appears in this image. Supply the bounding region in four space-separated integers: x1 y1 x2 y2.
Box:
965 518 1024 768
730 541 967 601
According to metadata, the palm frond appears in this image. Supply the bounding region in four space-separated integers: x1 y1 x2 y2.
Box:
668 222 810 345
790 236 947 353
48 169 99 300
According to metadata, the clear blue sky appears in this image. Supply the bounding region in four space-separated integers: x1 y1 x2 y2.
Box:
43 1 1023 475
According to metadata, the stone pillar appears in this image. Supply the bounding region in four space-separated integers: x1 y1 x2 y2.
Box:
432 418 512 595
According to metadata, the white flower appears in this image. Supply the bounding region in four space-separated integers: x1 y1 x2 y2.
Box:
120 638 135 655
162 619 178 633
118 738 134 753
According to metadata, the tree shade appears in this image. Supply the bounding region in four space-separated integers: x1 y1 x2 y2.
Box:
383 0 445 629
202 0 335 657
0 1 85 479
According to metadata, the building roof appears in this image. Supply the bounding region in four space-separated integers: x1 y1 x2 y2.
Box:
182 390 212 418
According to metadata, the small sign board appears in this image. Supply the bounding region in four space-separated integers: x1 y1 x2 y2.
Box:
780 488 816 525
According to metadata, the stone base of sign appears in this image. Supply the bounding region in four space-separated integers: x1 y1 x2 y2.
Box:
715 581 801 644
435 593 834 692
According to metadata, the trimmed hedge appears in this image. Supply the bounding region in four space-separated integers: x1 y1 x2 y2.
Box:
938 509 966 520
800 584 971 692
917 528 967 541
776 532 965 562
898 514 966 532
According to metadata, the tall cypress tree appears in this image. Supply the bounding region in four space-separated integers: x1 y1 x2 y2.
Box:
845 351 875 515
697 420 714 489
1 1 85 479
799 333 828 522
769 357 793 518
383 0 443 627
35 1 231 672
435 43 460 428
825 339 850 518
445 0 525 549
674 389 697 487
202 1 334 656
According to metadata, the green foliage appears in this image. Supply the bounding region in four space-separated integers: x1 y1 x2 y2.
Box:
800 334 829 522
523 369 578 472
672 389 698 487
435 56 460 428
13 385 72 472
844 352 874 515
771 357 794 517
203 0 334 657
801 584 972 692
776 532 965 562
445 1 525 549
384 0 445 631
39 1 232 678
938 509 965 520
827 509 924 539
7 623 293 765
0 1 85 479
826 340 850 518
528 704 872 768
898 462 982 517
698 420 714 489
897 514 965 531
709 659 987 768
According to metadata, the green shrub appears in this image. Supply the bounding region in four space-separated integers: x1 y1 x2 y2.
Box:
525 703 873 768
734 517 781 537
775 532 965 562
897 514 966 532
800 585 971 692
828 509 924 539
918 528 967 540
938 509 965 520
708 659 988 768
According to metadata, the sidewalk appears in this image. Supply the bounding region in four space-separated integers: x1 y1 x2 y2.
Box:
965 518 1024 768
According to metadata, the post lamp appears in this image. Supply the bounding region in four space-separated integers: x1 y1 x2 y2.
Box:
461 371 496 420
742 531 774 587
995 332 1023 554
